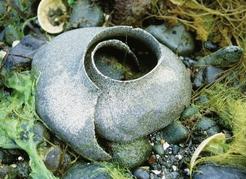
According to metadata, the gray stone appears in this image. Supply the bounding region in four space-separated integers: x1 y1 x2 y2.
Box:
193 164 246 179
196 46 243 67
193 69 205 89
195 117 221 136
4 35 46 70
44 146 62 172
63 163 112 179
69 0 104 28
153 144 165 155
145 24 195 55
111 138 152 169
133 167 150 179
161 121 189 144
32 26 191 161
205 66 223 84
181 105 200 119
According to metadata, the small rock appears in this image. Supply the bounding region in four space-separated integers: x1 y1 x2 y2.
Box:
172 145 180 155
133 167 150 179
111 137 152 169
181 57 197 68
153 144 165 155
196 46 243 67
181 105 200 119
63 163 111 179
205 66 223 84
193 164 246 179
44 146 62 172
4 35 46 70
161 121 189 144
193 68 205 89
195 95 209 105
68 0 104 28
33 122 50 144
203 41 218 51
195 117 221 136
146 24 195 55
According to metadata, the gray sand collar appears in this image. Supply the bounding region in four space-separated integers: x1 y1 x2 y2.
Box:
32 26 191 161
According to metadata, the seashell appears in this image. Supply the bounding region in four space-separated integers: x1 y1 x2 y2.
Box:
37 0 67 34
32 26 191 161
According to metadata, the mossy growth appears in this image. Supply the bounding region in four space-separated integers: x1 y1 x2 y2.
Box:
194 82 246 169
150 0 246 47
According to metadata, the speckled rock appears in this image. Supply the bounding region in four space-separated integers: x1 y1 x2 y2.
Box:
196 46 243 67
111 138 152 169
145 24 195 55
68 0 104 28
161 121 189 144
32 26 191 161
193 164 246 179
63 163 111 179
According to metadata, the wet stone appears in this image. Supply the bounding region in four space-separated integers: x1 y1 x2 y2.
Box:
69 0 104 28
203 41 219 51
193 68 205 89
161 121 189 144
4 35 46 70
63 163 112 179
111 138 152 169
195 117 221 136
205 66 223 84
193 164 246 179
153 144 165 155
145 24 195 56
181 105 200 119
133 167 150 179
44 146 62 172
196 46 243 67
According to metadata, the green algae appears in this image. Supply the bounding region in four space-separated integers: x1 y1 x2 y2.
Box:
0 70 56 179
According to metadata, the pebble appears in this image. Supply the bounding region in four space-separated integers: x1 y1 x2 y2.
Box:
196 46 243 67
33 122 50 144
68 0 104 29
193 164 246 179
181 105 200 119
145 24 195 55
161 121 189 144
63 163 111 179
153 144 165 155
4 35 46 70
203 41 218 51
195 117 221 136
205 66 223 84
193 68 205 89
133 167 150 179
44 146 62 172
172 145 180 155
111 137 152 169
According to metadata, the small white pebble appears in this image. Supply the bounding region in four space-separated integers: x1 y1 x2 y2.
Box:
172 165 178 171
168 151 172 154
18 156 24 161
152 170 162 175
163 142 170 150
161 176 166 179
156 154 160 159
150 142 154 146
175 154 183 160
10 164 17 168
12 40 20 47
184 168 190 175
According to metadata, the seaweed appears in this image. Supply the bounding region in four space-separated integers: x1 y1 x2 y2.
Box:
193 83 246 169
149 0 246 47
0 69 56 179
